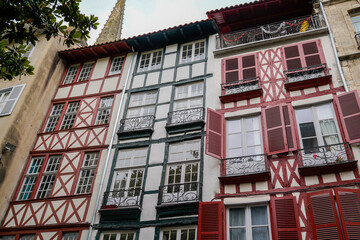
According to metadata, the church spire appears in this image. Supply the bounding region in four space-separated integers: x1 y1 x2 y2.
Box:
95 0 126 44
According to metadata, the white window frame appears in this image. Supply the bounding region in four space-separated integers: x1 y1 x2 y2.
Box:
180 40 206 64
226 115 263 158
173 81 203 111
59 101 80 130
160 226 197 240
35 155 61 199
101 231 136 240
61 232 79 240
95 96 114 125
127 91 157 118
77 62 94 82
295 103 342 149
44 103 65 132
138 49 163 72
0 84 25 117
227 204 271 240
19 235 35 240
76 152 99 194
63 64 80 85
351 12 360 33
109 56 125 75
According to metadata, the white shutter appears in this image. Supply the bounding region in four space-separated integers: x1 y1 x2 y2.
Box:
0 84 25 116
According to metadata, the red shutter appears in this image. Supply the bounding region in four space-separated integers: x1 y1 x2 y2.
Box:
223 58 240 83
270 196 301 240
198 202 224 240
206 108 224 159
308 190 343 240
302 41 322 67
334 188 360 240
335 91 360 144
263 105 288 155
282 104 297 151
241 54 257 80
283 45 302 70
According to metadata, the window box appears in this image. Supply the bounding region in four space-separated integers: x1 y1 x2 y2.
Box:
117 115 155 139
219 154 270 184
165 107 205 134
284 64 331 91
298 142 357 176
219 77 262 103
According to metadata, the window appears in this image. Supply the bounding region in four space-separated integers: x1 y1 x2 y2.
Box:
60 102 80 130
228 205 270 240
109 56 125 75
102 232 135 240
174 82 203 111
295 103 341 149
62 232 79 240
63 62 94 84
76 152 99 194
95 96 114 125
226 116 262 158
161 227 197 240
0 85 25 116
351 12 360 33
110 148 147 202
18 155 61 200
0 236 15 240
23 42 36 58
19 235 35 240
180 40 206 63
36 155 61 198
165 140 200 195
223 54 257 83
138 49 162 72
127 91 157 118
77 62 94 81
283 41 324 71
44 101 80 132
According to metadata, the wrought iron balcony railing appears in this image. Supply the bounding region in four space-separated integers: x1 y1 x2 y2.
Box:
298 142 354 168
221 77 261 96
216 14 324 49
158 182 201 204
356 32 360 49
119 115 155 132
167 107 204 126
284 64 329 84
220 154 269 177
102 189 142 208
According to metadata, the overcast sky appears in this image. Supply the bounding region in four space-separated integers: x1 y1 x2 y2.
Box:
80 0 249 45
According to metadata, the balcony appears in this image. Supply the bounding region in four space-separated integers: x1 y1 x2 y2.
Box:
99 189 142 222
219 154 270 184
356 33 360 49
219 77 262 103
216 14 324 51
298 143 357 176
156 182 201 218
284 64 331 91
117 115 155 140
165 107 205 134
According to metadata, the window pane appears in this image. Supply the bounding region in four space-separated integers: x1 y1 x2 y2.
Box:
63 65 79 84
230 208 245 226
78 63 93 81
252 227 270 240
319 119 337 136
62 232 79 240
230 228 245 240
296 108 313 123
228 134 242 149
299 122 316 138
303 138 318 149
227 120 241 133
246 131 261 146
19 235 35 240
110 56 125 74
251 206 268 225
245 117 260 131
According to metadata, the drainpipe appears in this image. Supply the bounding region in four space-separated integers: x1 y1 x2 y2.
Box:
319 0 349 92
87 50 136 240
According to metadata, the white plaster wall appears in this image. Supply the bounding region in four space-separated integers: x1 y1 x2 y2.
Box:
86 80 102 95
69 83 86 97
145 166 163 191
102 77 118 92
165 44 177 54
156 104 169 120
163 53 177 68
152 121 167 140
176 66 190 81
149 143 166 165
140 195 158 221
55 86 70 99
139 227 156 240
146 72 160 86
192 62 205 77
158 86 172 103
132 74 145 88
92 57 109 79
161 69 175 83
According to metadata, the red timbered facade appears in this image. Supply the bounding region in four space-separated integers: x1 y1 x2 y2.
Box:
201 1 360 240
0 42 131 239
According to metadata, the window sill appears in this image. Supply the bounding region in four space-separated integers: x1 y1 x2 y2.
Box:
61 79 90 87
40 124 110 135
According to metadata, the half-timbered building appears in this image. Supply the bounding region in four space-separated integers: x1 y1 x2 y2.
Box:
201 1 360 240
91 20 218 240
